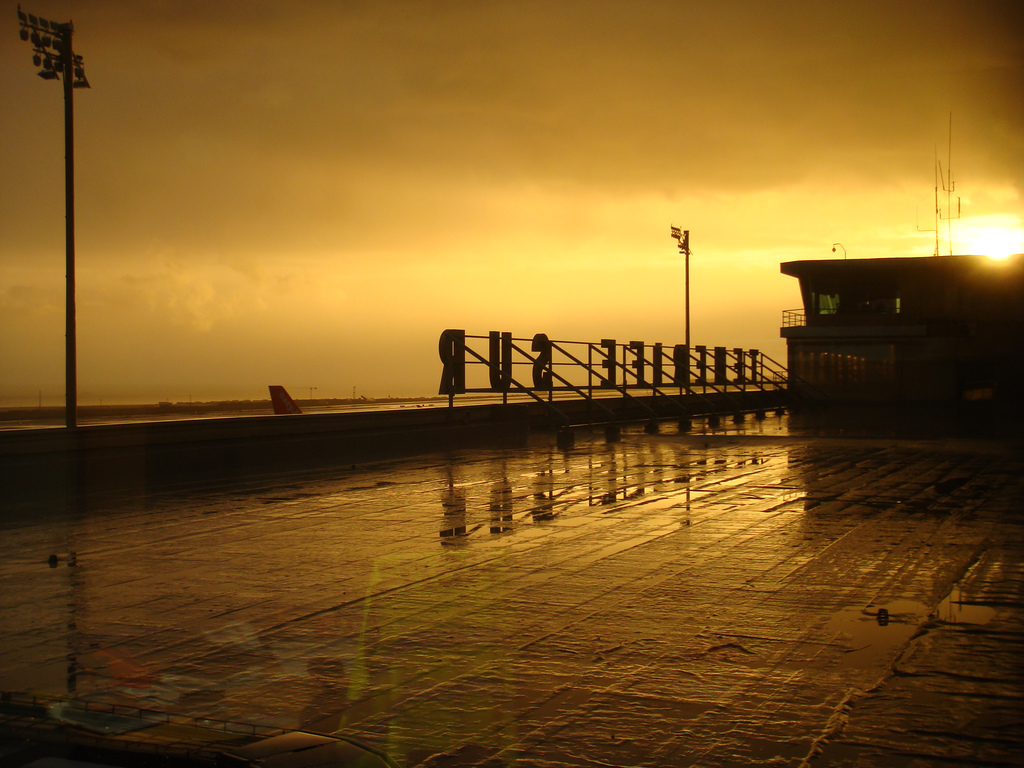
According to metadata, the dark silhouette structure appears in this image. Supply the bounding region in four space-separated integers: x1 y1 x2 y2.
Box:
16 6 90 428
780 254 1024 404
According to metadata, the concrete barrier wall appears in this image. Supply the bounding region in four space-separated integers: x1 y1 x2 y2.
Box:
0 390 789 509
0 405 531 508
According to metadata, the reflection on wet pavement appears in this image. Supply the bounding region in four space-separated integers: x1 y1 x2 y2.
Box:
1 423 1022 766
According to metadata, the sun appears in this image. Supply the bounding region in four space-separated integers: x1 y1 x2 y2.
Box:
960 226 1024 260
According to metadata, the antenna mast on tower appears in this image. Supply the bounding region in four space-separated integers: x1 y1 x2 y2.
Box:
920 114 961 256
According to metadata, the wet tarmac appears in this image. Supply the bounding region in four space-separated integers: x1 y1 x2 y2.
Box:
1 417 1022 766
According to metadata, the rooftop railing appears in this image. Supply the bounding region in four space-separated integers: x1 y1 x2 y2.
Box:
782 309 806 328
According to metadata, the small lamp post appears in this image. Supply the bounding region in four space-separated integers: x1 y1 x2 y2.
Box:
670 226 691 351
17 5 90 428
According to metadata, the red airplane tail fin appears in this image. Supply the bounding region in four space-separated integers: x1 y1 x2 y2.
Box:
269 385 302 415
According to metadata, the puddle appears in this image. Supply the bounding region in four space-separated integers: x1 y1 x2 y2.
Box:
827 585 998 671
826 600 926 669
933 585 997 626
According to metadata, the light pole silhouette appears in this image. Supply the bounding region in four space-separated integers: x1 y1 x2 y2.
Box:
17 5 90 428
670 226 691 351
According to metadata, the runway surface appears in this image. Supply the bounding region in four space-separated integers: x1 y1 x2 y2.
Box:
2 419 1021 766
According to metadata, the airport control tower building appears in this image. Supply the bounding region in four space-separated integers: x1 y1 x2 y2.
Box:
779 254 1024 404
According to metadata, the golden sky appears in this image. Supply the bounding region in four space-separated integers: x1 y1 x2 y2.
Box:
2 0 1022 404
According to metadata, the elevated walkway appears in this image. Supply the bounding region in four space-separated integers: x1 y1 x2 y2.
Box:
1 331 799 503
439 330 794 429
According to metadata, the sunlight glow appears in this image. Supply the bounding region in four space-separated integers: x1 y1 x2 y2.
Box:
958 222 1024 261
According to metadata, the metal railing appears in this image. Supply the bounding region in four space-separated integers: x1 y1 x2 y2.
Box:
438 330 791 424
782 309 806 328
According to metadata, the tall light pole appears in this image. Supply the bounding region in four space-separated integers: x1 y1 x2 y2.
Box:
17 5 90 428
670 226 691 350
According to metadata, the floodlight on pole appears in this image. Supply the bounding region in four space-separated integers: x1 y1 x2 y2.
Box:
17 5 90 428
670 226 691 352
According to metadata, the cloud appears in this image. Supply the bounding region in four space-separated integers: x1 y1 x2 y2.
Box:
52 2 1023 248
2 0 1021 401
